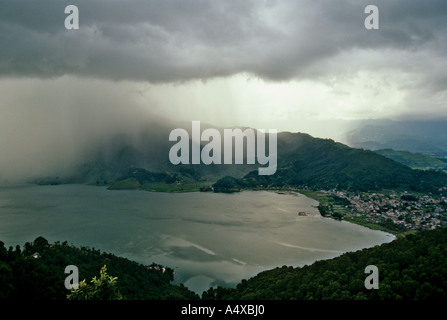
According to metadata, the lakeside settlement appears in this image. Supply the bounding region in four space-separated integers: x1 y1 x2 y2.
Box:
250 185 447 236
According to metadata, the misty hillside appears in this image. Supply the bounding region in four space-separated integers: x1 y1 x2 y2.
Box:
214 131 447 193
31 121 259 186
30 124 447 194
375 149 447 172
344 119 447 157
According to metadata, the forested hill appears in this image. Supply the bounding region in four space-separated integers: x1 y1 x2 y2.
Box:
202 227 447 300
214 132 447 193
2 228 447 300
30 128 447 194
0 237 199 300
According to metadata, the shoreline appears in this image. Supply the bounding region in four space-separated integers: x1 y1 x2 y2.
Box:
1 183 399 297
27 181 409 237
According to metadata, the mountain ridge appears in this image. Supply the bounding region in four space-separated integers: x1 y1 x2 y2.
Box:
344 119 447 157
213 131 447 193
28 123 447 194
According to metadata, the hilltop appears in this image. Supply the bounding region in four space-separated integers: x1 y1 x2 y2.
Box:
212 132 447 194
0 236 199 300
30 129 447 195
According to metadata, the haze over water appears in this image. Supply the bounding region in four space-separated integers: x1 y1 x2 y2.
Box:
0 184 394 294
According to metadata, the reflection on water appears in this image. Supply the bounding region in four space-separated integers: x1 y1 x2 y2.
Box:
0 184 394 294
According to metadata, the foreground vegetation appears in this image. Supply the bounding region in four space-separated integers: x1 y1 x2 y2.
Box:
1 227 446 300
0 237 199 300
202 227 447 300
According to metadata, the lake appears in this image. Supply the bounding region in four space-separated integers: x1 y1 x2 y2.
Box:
0 184 395 294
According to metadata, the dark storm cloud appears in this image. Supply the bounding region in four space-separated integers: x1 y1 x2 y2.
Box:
0 0 446 181
0 0 446 84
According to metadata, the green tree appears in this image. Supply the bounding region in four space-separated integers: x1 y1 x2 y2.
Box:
0 261 14 299
67 265 123 300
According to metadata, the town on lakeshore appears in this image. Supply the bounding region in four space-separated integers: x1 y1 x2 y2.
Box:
252 185 447 235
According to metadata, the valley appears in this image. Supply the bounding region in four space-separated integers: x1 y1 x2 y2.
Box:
28 127 447 235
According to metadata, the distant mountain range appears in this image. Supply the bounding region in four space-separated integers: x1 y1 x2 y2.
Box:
213 131 447 193
344 119 447 157
374 149 447 172
31 120 258 187
31 120 447 195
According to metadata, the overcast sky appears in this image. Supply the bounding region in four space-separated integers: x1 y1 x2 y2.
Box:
1 0 447 178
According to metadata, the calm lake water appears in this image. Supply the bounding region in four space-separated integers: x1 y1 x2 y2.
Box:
0 184 395 294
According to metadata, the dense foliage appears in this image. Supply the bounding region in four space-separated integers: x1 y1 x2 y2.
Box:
213 132 447 193
0 236 199 300
2 228 447 300
108 167 178 189
212 176 246 192
32 130 447 196
202 227 447 300
67 265 123 300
